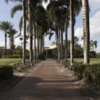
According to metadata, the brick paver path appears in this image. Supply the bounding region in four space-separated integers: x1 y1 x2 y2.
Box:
0 60 84 100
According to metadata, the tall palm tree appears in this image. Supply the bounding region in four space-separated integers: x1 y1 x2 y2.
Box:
0 21 13 55
22 0 26 64
65 13 69 61
82 0 90 64
28 0 33 63
47 1 66 60
70 0 82 66
70 0 74 66
47 0 81 62
5 0 27 63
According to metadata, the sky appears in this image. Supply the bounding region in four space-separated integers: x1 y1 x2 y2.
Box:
0 0 100 52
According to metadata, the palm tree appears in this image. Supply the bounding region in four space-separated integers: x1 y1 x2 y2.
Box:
47 1 66 60
70 0 82 66
7 28 17 54
28 0 33 63
82 0 90 64
94 40 97 49
65 15 69 61
90 40 97 51
69 0 74 66
47 0 81 62
22 0 27 64
5 0 48 63
0 21 13 55
90 40 94 51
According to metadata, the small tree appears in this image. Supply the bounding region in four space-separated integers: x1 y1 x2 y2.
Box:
0 21 13 55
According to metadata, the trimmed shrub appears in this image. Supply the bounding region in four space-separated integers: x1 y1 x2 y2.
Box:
84 64 100 87
74 62 86 79
62 59 70 68
73 62 100 87
0 65 13 79
3 55 21 58
37 53 46 60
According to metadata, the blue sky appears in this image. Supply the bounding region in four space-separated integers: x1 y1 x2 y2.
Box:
0 0 100 52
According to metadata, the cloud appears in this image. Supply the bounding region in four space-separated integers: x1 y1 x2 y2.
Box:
14 37 21 47
75 11 100 40
0 42 5 47
89 0 100 11
90 11 100 38
44 34 55 47
75 10 100 52
75 28 83 39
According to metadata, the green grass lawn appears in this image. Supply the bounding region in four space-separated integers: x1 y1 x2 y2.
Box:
75 58 100 64
0 58 22 65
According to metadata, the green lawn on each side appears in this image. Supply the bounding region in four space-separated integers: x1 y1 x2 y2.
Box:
0 58 22 65
75 58 100 64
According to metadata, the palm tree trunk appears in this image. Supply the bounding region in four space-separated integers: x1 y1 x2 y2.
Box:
28 0 33 63
82 0 90 64
34 33 36 60
40 37 42 53
55 30 58 59
65 21 68 61
22 0 26 64
58 29 61 60
39 38 41 54
37 37 39 58
5 33 7 56
70 0 74 66
41 36 44 54
60 28 63 60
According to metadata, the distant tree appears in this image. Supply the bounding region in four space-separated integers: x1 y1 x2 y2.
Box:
0 21 13 55
7 28 17 53
90 40 98 51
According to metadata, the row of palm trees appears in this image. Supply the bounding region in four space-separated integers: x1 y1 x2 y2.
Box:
0 21 17 55
47 0 90 65
5 0 49 64
5 0 90 65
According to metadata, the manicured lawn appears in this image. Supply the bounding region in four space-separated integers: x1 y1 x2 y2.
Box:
0 58 22 65
75 58 100 64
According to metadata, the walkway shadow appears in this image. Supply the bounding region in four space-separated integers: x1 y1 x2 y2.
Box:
0 75 83 100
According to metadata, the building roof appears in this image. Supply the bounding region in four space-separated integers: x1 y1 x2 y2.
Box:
44 44 57 50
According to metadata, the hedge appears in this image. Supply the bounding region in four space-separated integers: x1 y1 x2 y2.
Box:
73 63 100 87
61 60 100 87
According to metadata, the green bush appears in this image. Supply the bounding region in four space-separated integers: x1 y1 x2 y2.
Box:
37 53 46 60
74 62 86 79
90 51 97 58
62 59 70 68
73 62 100 87
84 64 100 87
0 65 13 79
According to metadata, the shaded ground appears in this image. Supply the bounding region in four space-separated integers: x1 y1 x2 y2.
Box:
0 60 84 100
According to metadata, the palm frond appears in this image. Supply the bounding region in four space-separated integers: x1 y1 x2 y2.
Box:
19 16 23 32
11 4 22 17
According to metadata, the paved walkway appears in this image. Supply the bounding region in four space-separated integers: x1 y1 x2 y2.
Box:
0 60 84 100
